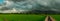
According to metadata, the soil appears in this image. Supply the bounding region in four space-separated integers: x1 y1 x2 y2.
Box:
45 16 56 21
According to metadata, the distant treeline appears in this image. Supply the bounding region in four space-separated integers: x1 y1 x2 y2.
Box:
0 10 60 15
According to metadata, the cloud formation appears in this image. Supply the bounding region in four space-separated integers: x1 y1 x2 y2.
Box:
0 0 60 13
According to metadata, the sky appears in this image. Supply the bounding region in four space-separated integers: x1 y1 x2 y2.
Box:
0 0 60 13
0 0 4 3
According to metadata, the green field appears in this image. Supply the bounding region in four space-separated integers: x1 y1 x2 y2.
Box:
0 15 46 21
0 14 60 21
51 15 60 21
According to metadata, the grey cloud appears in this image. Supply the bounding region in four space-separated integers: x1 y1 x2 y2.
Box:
0 0 60 13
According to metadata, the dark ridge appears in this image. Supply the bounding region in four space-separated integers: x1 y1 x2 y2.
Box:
26 10 60 14
0 10 60 15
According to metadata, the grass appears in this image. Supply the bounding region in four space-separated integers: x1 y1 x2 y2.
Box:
0 14 46 21
0 14 60 21
51 15 60 21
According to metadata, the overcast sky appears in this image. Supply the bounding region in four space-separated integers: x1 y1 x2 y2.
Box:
0 0 60 13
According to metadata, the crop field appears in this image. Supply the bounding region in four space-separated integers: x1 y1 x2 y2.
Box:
0 14 46 21
51 15 60 21
0 14 60 21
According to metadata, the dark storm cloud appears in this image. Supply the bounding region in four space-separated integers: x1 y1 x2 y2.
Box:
0 0 60 13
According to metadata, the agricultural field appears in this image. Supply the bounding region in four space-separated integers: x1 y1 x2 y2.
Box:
51 15 60 21
0 14 60 21
0 14 46 21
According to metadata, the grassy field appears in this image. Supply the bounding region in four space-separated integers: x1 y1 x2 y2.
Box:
0 14 46 21
51 15 60 21
0 14 60 21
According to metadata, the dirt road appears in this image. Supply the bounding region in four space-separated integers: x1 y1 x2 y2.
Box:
45 16 56 21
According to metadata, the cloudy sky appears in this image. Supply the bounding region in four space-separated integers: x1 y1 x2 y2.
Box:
0 0 60 13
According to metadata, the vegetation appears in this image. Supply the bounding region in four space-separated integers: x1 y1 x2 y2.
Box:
0 14 46 21
51 15 60 21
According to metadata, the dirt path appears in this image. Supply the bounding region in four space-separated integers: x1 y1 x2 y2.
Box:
45 16 56 21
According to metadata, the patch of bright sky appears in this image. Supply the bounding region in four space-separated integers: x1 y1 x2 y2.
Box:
0 0 4 4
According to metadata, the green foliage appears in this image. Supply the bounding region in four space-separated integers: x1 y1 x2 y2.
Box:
0 15 46 21
51 15 60 21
